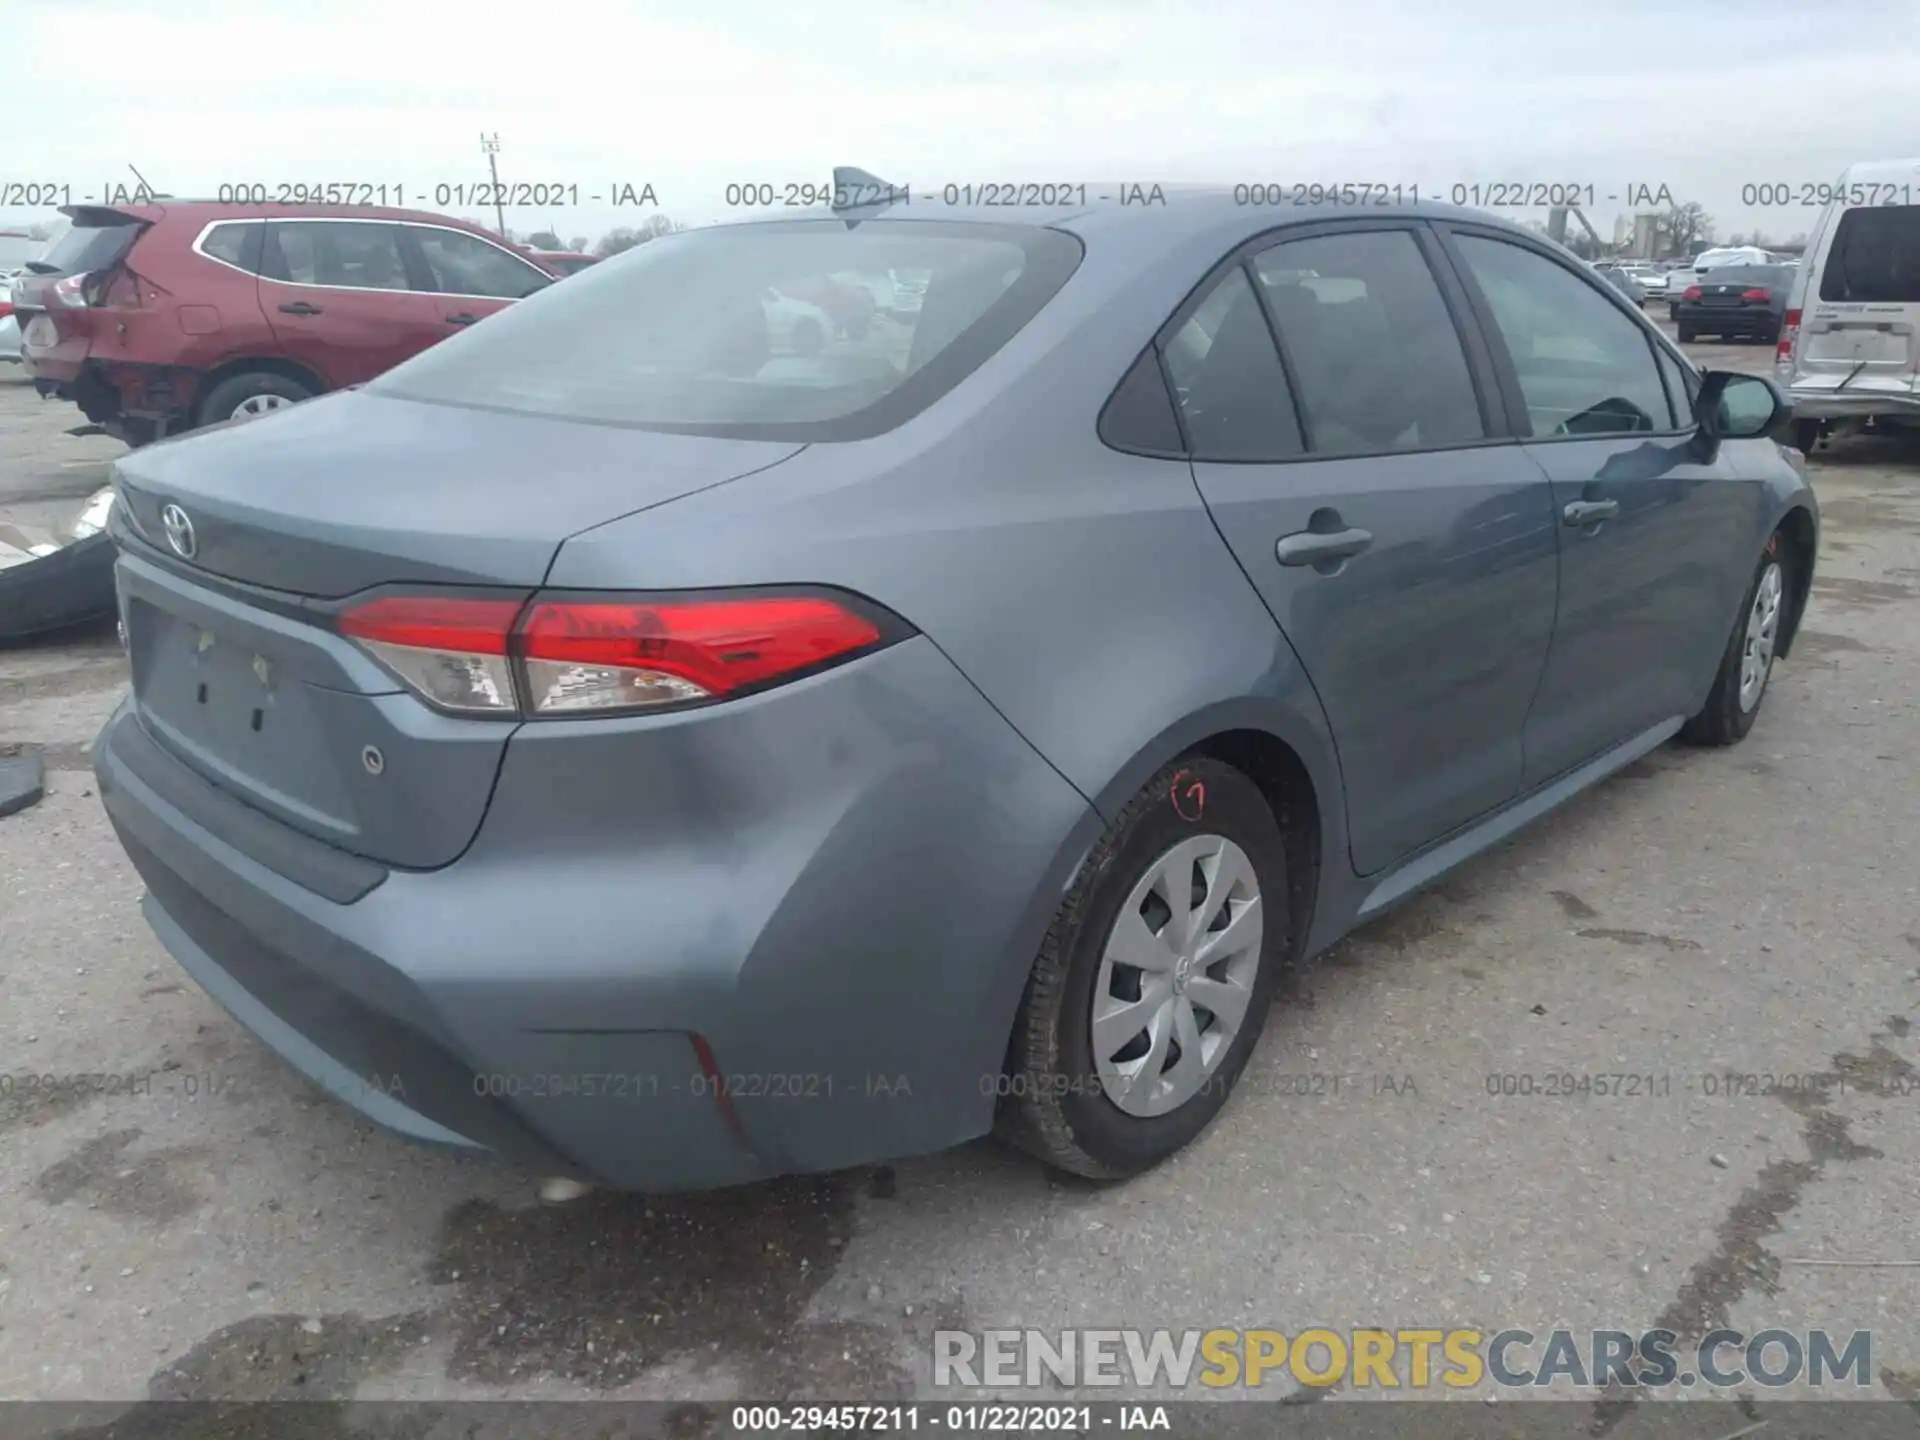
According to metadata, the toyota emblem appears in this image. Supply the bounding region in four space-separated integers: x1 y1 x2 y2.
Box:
160 503 197 560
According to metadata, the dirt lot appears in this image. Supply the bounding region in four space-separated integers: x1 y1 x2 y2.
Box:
2 330 1919 1429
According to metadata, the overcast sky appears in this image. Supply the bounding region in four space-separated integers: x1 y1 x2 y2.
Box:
4 0 1917 246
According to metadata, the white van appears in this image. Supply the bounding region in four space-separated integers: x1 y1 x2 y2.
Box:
1776 158 1920 451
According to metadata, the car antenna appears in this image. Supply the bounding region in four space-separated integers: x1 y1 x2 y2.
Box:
127 163 170 201
831 167 906 229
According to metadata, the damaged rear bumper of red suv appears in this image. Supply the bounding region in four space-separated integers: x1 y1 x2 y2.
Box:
31 357 204 443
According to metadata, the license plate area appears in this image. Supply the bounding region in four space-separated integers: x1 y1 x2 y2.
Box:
128 599 359 837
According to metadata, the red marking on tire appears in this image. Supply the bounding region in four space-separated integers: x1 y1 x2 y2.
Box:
1170 770 1206 822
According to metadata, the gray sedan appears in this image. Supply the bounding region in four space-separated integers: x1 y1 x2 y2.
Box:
1593 262 1650 305
93 186 1817 1191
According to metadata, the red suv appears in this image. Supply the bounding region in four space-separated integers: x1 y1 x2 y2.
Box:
525 249 600 277
10 201 557 446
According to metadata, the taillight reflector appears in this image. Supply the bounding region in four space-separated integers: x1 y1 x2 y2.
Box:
1740 288 1772 301
52 272 92 309
1682 285 1703 300
337 589 898 718
1777 308 1802 364
0 301 12 320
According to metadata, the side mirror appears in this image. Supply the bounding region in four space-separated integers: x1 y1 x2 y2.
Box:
1695 370 1789 441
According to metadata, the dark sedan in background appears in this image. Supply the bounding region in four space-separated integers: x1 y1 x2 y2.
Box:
1674 264 1793 343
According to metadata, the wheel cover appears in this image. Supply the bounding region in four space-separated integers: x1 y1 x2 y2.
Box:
1738 560 1784 713
1092 833 1263 1119
233 393 292 420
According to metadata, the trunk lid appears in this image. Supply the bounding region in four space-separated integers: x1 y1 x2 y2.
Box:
111 391 806 870
10 206 150 357
112 387 807 595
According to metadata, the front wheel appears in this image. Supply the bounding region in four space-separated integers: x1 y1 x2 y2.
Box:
997 757 1289 1179
1680 536 1788 746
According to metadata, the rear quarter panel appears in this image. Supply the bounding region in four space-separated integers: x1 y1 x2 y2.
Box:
112 222 277 374
547 226 1353 1084
549 225 1346 844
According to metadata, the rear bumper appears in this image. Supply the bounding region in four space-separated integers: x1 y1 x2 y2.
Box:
1786 385 1920 421
95 634 1096 1192
1674 307 1776 334
23 355 200 426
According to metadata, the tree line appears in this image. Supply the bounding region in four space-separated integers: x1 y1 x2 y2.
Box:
504 214 685 257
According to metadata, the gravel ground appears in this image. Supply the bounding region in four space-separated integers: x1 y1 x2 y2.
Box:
2 325 1917 1432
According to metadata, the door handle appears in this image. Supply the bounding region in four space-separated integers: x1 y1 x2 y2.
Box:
445 313 479 326
1562 499 1620 526
276 301 322 316
1275 526 1374 567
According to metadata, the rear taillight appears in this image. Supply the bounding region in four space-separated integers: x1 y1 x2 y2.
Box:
0 301 11 320
518 594 885 713
1777 308 1801 365
1741 288 1772 301
52 272 93 308
1681 285 1702 300
338 588 904 719
338 595 524 715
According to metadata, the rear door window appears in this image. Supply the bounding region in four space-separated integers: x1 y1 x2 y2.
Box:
264 222 411 290
199 222 265 274
1163 265 1304 460
370 219 1082 440
1253 229 1486 456
1819 206 1920 302
408 227 552 299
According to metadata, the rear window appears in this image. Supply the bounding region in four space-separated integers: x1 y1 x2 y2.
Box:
33 215 143 276
369 219 1083 440
199 222 264 273
1700 265 1791 288
1819 206 1920 303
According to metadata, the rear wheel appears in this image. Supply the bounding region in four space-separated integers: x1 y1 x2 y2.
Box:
1793 419 1820 456
1677 324 1697 343
1680 534 1788 747
196 371 315 427
997 757 1289 1179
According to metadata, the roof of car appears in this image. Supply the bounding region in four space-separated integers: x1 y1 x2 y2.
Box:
59 200 502 231
1835 158 1920 184
707 185 1553 264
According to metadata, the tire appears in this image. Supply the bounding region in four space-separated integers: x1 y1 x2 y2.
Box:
791 318 825 358
997 756 1290 1179
1680 534 1789 747
1792 419 1820 456
0 532 118 646
1677 325 1698 343
195 371 315 427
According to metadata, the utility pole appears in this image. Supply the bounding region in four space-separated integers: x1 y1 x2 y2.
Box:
480 133 506 238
